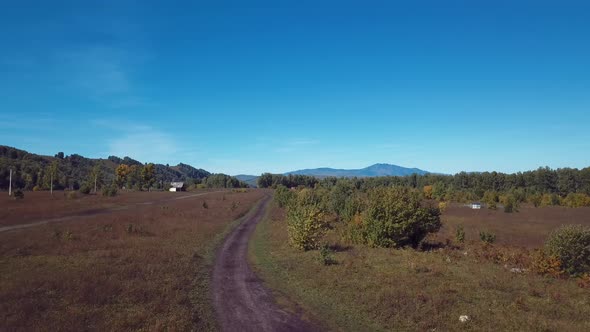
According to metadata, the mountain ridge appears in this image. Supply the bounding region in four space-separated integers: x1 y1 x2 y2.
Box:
285 163 429 178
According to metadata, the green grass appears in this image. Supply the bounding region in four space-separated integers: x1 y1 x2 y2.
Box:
250 203 590 331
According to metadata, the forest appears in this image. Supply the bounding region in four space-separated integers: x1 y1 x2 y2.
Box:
258 166 590 208
0 145 247 191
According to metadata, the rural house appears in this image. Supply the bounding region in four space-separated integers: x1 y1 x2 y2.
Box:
169 182 186 192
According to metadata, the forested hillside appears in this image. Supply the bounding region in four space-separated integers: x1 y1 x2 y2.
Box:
0 145 247 191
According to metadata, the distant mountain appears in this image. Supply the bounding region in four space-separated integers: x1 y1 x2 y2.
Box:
285 163 429 178
234 175 259 188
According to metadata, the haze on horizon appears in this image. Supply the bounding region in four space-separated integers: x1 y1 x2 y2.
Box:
1 1 589 175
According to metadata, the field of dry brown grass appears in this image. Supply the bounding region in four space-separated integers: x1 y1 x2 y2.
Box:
439 203 590 247
251 202 590 331
0 189 267 331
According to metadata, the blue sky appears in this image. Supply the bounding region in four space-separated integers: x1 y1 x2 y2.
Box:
1 1 589 175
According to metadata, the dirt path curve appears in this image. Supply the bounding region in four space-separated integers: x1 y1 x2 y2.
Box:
0 190 226 233
213 195 318 332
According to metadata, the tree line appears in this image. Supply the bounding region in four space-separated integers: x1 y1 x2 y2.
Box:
259 166 590 207
0 145 247 192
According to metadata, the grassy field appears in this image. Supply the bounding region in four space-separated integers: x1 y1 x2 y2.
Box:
0 189 266 331
251 202 590 331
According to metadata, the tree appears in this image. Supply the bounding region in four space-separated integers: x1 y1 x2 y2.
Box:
48 161 58 195
115 164 130 188
90 164 102 193
141 163 156 191
356 187 441 248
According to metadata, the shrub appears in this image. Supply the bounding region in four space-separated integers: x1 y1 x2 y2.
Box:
79 185 91 195
318 244 336 266
562 193 590 208
275 185 295 208
32 185 41 192
101 185 117 197
13 189 24 200
501 194 519 213
531 249 564 278
438 201 448 212
456 225 465 244
354 187 441 248
540 193 560 207
202 201 208 209
479 231 496 244
67 191 78 200
545 225 590 276
286 189 328 251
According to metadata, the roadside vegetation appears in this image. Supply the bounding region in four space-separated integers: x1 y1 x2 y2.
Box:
251 183 590 331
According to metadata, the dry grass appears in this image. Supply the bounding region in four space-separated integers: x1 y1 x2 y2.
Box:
439 203 590 248
0 189 267 331
250 203 590 331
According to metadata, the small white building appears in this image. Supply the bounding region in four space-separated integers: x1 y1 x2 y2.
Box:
471 202 482 209
169 182 185 192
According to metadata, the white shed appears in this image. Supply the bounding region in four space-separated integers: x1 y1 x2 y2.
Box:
169 182 185 192
471 202 482 209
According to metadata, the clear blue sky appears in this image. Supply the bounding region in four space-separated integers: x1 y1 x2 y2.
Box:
1 1 589 175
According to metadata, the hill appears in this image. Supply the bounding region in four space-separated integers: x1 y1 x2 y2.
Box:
285 163 429 178
234 175 259 188
0 145 246 190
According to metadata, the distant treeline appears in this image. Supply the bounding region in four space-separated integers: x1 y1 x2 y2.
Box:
259 167 590 207
0 145 248 191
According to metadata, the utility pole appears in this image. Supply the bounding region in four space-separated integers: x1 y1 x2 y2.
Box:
8 168 12 196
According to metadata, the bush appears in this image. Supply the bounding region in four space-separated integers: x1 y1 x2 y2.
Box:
32 185 41 192
479 231 496 244
562 193 590 208
438 201 448 212
455 225 465 244
286 189 328 251
79 185 91 195
275 185 295 208
101 185 117 197
13 189 24 200
352 187 441 248
67 191 78 200
318 244 336 265
202 201 208 209
531 249 564 278
545 225 590 276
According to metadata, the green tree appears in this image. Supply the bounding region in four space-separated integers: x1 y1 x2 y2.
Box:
90 164 102 193
141 163 156 191
356 187 441 248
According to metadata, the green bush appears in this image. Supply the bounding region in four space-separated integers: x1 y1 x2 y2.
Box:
13 189 24 200
67 191 78 200
275 185 295 208
318 244 336 266
286 189 328 251
79 185 91 195
545 225 590 276
353 187 441 248
479 231 496 244
101 185 117 197
456 225 466 244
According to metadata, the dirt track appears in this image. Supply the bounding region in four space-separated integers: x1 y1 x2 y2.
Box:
213 196 318 332
0 190 226 233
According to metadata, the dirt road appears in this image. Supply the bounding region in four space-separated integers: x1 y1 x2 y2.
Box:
213 196 318 332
